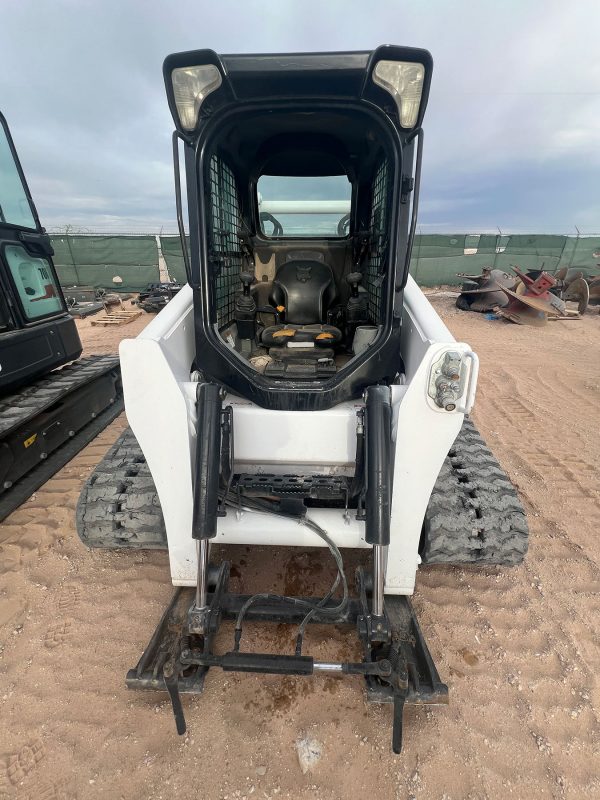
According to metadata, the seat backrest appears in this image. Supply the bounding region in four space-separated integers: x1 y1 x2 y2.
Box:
270 260 337 324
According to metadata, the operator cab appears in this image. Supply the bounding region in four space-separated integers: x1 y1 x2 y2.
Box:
165 47 432 409
214 121 382 381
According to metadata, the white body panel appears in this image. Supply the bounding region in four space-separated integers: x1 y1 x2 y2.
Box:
120 275 477 595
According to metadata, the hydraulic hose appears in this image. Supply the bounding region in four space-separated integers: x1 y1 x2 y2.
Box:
221 493 348 653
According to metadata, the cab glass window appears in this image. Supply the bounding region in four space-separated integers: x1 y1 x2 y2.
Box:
0 120 36 229
4 244 63 320
258 175 351 237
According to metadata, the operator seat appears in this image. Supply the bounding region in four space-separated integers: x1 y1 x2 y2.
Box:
261 259 342 348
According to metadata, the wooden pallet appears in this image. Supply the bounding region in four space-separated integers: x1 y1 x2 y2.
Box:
90 309 143 327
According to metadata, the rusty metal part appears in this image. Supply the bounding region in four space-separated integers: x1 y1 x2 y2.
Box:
562 269 585 289
503 286 567 316
562 277 589 315
495 303 548 326
457 268 516 293
496 267 570 326
456 268 515 312
544 267 583 288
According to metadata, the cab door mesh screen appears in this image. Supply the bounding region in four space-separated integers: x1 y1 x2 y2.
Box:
364 159 389 324
207 154 243 327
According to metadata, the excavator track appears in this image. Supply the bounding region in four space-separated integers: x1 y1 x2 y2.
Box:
76 420 528 565
0 355 123 521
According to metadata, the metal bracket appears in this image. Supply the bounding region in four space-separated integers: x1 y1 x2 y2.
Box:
356 566 391 643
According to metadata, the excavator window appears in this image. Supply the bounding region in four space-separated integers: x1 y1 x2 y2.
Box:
4 244 62 320
0 118 36 230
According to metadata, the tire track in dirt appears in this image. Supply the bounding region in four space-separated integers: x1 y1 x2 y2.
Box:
478 362 600 563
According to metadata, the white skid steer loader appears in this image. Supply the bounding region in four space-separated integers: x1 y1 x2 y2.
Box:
77 46 528 752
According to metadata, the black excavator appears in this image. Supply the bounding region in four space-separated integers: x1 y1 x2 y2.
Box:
0 111 122 520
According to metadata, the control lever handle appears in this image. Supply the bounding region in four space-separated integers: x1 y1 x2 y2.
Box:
240 271 255 296
346 272 363 298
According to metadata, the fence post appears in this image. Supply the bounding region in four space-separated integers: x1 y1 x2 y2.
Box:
492 227 501 268
568 227 580 271
64 234 81 285
556 234 568 275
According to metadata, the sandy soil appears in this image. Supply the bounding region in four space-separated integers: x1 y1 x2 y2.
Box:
1 299 599 800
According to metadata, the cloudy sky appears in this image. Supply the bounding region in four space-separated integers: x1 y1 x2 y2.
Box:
1 0 599 234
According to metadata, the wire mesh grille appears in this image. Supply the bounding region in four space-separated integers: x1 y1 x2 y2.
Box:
364 159 388 324
207 154 243 327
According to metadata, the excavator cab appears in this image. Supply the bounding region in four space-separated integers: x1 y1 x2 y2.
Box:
0 111 81 393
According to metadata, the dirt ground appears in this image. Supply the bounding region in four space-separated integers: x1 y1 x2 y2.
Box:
1 298 599 800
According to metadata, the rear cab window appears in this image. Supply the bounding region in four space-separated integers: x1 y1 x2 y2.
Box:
258 175 351 238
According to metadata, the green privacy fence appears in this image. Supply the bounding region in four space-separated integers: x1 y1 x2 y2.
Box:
409 234 600 286
50 234 160 291
49 233 600 290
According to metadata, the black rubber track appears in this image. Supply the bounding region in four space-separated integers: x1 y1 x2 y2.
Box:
0 398 124 522
420 418 528 565
0 355 122 521
76 427 166 549
0 355 119 437
77 419 528 565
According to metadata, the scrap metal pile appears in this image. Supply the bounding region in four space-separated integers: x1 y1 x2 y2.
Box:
134 281 183 313
65 286 128 318
456 266 599 326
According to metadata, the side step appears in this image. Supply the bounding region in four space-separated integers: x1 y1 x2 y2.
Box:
126 573 448 754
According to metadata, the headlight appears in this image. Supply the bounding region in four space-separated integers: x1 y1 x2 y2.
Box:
372 60 425 128
171 65 222 131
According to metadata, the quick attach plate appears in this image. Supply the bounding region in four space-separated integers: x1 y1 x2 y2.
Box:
126 565 448 753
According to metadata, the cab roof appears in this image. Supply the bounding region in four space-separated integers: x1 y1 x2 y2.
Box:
163 46 433 138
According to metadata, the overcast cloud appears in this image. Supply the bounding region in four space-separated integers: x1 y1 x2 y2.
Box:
1 0 599 233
